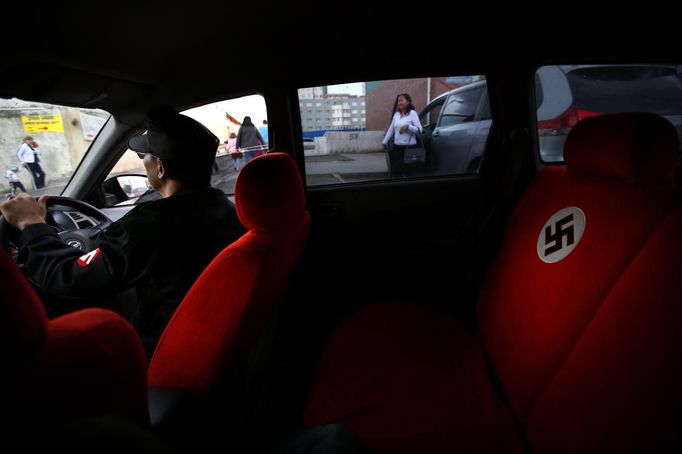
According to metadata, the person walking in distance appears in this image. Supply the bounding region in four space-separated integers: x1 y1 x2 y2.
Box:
237 116 266 163
5 165 27 196
258 119 269 148
226 132 241 171
16 136 46 189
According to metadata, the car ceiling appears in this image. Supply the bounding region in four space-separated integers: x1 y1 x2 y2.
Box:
0 5 677 123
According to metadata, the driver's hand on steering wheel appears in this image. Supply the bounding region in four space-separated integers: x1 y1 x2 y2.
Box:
0 193 48 231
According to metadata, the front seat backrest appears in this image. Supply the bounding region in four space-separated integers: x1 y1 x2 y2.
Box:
148 152 311 398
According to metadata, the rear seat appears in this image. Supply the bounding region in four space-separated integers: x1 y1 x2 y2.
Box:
303 112 682 452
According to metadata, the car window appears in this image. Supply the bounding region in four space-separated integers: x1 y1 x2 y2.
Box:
421 98 445 130
438 86 484 127
104 95 267 206
535 64 682 163
478 92 492 121
299 75 491 186
535 73 544 109
1 98 110 198
568 69 682 113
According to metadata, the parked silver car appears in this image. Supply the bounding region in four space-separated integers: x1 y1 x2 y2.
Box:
416 65 682 175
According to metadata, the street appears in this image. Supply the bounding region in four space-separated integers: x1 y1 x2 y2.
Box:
211 155 240 194
4 151 391 200
214 151 392 191
304 152 389 185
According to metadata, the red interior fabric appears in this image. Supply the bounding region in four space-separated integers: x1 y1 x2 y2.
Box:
303 303 525 454
304 112 682 451
149 217 310 393
564 112 678 184
9 308 150 426
0 250 47 363
2 250 149 426
478 165 679 419
235 152 306 233
149 152 311 395
527 206 682 451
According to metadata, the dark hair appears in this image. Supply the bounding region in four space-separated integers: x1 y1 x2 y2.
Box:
391 92 416 116
229 132 237 138
242 116 254 127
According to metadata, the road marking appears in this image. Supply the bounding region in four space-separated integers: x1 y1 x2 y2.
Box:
331 173 346 183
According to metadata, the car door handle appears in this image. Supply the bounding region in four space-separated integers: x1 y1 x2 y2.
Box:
432 131 441 138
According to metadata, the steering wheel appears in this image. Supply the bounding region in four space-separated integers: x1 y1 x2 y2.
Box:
0 196 113 255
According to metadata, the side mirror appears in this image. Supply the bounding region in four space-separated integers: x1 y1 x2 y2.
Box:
102 174 150 207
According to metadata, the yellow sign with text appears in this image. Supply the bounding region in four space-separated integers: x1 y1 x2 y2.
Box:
21 114 65 133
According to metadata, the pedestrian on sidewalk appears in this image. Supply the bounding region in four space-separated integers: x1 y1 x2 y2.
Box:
226 132 241 171
382 93 422 177
16 136 46 189
5 165 27 195
258 119 269 147
237 116 266 164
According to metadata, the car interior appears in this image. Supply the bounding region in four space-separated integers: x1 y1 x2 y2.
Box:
2 7 682 453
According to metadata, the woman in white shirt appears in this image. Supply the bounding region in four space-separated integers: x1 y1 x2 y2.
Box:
16 136 46 189
382 93 422 176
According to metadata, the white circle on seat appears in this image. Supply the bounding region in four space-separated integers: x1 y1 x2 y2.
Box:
537 207 586 264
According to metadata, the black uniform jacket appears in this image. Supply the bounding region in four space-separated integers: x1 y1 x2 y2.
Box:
18 187 245 354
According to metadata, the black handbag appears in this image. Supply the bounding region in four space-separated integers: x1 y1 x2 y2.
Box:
403 132 426 164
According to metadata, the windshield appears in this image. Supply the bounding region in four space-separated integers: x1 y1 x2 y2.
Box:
1 98 110 198
105 95 267 206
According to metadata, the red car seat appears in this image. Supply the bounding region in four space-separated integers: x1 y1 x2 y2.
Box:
0 249 149 428
148 152 311 419
304 113 682 452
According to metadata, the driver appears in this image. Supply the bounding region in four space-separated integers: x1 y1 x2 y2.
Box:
0 105 245 357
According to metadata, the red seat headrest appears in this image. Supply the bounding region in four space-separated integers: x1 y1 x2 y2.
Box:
0 250 47 363
235 152 306 233
564 112 679 184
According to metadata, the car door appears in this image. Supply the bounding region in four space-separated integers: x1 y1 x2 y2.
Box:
292 75 522 318
430 84 486 174
463 90 493 173
419 95 446 159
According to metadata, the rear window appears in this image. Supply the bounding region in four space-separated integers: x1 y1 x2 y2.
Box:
535 64 682 163
298 75 491 186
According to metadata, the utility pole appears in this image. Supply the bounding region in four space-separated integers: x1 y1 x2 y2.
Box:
426 77 431 105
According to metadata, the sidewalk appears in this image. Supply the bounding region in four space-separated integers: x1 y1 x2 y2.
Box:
211 154 240 194
4 151 391 199
3 176 72 198
33 177 71 196
304 152 390 185
304 152 387 176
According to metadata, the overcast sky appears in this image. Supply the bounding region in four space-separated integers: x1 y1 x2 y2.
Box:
327 82 365 96
178 85 364 141
181 95 268 140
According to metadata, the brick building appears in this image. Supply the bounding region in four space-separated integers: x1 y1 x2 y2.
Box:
365 77 473 131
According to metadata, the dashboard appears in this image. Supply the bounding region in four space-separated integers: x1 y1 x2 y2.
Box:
49 210 99 231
